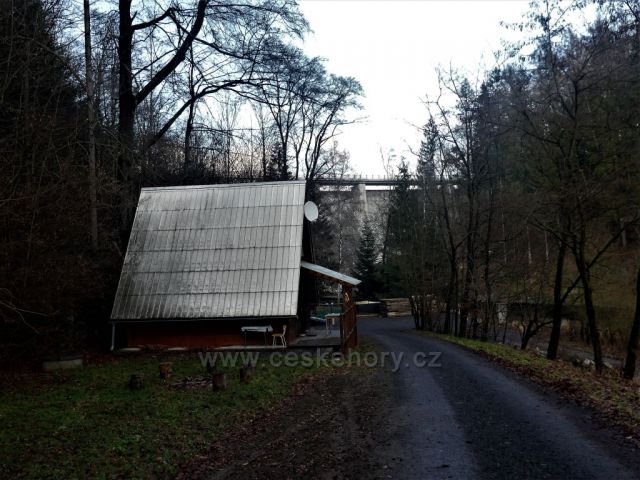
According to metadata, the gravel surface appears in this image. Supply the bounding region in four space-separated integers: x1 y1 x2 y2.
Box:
360 316 640 480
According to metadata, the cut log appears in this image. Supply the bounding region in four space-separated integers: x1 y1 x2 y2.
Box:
206 361 216 374
212 372 228 391
239 365 254 384
159 362 172 379
129 373 144 390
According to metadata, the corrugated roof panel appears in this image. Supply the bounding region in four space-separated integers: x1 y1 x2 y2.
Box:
260 290 268 317
111 181 306 319
300 261 361 286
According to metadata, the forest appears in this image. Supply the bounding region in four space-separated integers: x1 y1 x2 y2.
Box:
0 0 360 364
374 0 640 377
5 1 640 477
2 0 640 380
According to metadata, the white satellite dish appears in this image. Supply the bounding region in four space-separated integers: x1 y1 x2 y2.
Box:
304 201 319 222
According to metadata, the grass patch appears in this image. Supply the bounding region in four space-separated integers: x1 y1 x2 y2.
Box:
416 332 640 441
0 352 324 479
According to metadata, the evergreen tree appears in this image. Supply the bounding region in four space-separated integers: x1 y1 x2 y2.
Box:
383 160 446 329
382 161 416 295
353 218 380 300
416 117 438 183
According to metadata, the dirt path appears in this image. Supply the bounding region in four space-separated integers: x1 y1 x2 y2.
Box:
176 367 393 479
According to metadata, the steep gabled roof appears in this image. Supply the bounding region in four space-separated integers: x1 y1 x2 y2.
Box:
111 181 306 320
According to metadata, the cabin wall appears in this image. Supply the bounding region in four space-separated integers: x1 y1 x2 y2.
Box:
121 318 294 348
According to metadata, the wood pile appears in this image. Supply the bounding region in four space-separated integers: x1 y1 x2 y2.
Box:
380 298 412 317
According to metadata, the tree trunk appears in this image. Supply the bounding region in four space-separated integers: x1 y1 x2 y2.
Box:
454 268 460 336
183 47 197 179
410 296 420 330
444 256 456 335
84 0 98 252
521 304 539 350
481 183 495 341
459 263 473 338
521 324 532 350
261 127 268 178
460 185 478 339
623 268 640 380
116 0 208 244
184 100 195 178
117 0 136 246
547 241 565 360
576 254 603 374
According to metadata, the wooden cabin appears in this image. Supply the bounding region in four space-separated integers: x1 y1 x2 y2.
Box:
109 180 360 349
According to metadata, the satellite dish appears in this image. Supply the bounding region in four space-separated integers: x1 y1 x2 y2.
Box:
304 201 319 222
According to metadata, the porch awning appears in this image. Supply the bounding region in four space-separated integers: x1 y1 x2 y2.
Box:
300 261 361 287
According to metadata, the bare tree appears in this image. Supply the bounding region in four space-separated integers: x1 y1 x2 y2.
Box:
84 0 98 251
623 268 640 379
115 0 307 239
255 43 362 193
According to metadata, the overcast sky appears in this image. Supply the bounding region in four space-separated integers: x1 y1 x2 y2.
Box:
298 0 531 175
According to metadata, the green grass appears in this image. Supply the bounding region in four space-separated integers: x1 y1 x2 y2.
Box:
416 331 640 440
0 353 322 479
432 333 551 368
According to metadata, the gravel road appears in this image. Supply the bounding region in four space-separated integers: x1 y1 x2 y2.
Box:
359 316 640 480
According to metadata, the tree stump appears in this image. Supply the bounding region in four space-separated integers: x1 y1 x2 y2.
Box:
206 359 216 374
212 372 227 391
239 365 254 384
159 362 173 379
129 373 144 390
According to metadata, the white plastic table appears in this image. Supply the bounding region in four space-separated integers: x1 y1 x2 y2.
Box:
241 326 273 345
